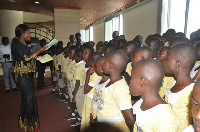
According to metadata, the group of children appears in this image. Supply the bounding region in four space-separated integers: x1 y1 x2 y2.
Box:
49 29 200 132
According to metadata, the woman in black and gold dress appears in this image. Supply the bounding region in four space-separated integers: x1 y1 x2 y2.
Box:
11 24 46 132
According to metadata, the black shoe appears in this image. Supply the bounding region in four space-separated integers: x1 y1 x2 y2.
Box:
70 118 81 126
50 91 56 94
65 115 76 120
12 88 19 91
6 90 10 93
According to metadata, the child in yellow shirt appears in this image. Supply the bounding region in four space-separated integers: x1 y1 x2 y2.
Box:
97 51 134 132
124 41 138 76
64 46 77 112
156 47 175 99
81 52 102 132
164 43 197 131
130 59 179 132
90 56 110 127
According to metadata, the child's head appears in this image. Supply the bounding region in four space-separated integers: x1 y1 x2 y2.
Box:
116 39 127 50
132 46 154 65
95 57 105 76
103 50 128 75
133 35 143 47
124 41 138 60
130 59 164 96
191 37 200 48
68 46 78 60
57 41 63 48
56 47 63 55
83 45 94 61
88 52 102 67
166 28 176 42
74 49 83 63
192 78 200 132
156 47 169 64
96 41 106 54
104 44 115 55
148 38 162 58
172 32 186 40
169 37 190 49
165 43 197 75
69 35 75 42
196 42 200 60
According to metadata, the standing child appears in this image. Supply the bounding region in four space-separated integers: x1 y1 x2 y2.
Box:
183 78 200 132
71 49 85 126
97 51 134 132
90 57 110 127
64 46 78 113
124 41 138 76
156 47 175 99
164 43 197 131
81 52 102 132
130 59 178 131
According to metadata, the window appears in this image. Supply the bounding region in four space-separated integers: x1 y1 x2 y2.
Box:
161 0 200 38
89 26 94 41
80 30 86 42
105 14 124 41
85 29 90 42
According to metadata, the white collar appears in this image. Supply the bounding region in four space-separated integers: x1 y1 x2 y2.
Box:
75 60 85 67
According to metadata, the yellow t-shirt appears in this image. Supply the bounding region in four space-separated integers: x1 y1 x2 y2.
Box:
65 60 76 80
57 53 64 65
73 60 85 88
61 57 70 73
53 55 59 70
125 62 132 76
81 72 102 132
97 78 132 132
159 75 175 99
133 99 179 132
165 83 194 131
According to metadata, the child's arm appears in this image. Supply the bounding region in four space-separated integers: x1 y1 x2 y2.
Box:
84 67 95 94
121 109 135 132
72 80 80 102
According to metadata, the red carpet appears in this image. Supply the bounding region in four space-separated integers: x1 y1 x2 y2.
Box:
0 76 78 132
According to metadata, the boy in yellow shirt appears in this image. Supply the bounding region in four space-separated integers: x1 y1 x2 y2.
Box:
130 59 178 132
156 47 175 99
164 43 197 131
81 52 102 132
124 41 138 76
97 51 134 132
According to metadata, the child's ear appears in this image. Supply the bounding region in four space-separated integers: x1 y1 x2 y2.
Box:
139 77 145 88
175 60 181 68
109 63 113 70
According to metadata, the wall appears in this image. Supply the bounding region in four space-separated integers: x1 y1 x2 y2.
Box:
123 0 159 42
23 12 53 23
54 9 80 46
0 10 23 41
93 22 105 44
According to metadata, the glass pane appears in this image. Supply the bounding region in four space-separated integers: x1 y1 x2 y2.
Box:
80 30 86 42
186 0 200 37
169 0 187 32
90 26 94 41
119 14 123 35
105 20 113 41
86 29 90 42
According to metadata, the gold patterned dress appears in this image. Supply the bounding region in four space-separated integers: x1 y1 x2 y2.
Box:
11 38 39 132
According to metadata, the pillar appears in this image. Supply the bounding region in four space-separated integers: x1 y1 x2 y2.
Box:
54 8 80 46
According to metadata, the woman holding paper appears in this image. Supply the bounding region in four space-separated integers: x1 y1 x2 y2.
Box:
11 24 46 132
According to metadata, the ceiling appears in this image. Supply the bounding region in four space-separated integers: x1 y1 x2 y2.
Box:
0 0 136 28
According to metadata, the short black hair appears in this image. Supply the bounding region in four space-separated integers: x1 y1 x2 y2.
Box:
169 37 190 48
83 45 94 53
170 43 197 70
75 49 83 58
69 45 78 51
15 24 29 38
40 39 46 44
2 37 8 42
106 50 129 72
127 40 138 50
134 58 164 89
89 52 102 63
136 46 154 58
166 29 176 34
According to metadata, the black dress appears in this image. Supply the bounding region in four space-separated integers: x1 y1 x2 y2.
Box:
11 38 39 132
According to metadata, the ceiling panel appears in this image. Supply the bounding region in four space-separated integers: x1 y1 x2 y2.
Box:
0 0 136 28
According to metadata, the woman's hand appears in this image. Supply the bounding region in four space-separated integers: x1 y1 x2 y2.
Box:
36 46 47 55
